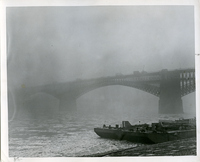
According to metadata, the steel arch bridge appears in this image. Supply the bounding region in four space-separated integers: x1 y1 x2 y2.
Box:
9 68 195 118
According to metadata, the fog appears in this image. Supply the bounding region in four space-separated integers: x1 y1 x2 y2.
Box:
6 6 196 117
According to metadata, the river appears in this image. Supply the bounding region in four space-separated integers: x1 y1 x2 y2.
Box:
8 109 195 157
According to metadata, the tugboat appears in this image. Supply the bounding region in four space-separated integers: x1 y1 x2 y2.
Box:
94 118 196 144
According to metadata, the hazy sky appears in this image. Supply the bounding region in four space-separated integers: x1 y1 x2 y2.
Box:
5 6 196 117
7 6 195 87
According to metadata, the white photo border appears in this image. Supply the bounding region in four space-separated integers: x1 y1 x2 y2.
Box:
1 0 200 162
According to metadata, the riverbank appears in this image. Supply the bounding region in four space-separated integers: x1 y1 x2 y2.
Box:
82 137 196 157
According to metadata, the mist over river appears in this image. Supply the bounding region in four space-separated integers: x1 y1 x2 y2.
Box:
6 6 196 158
9 108 195 157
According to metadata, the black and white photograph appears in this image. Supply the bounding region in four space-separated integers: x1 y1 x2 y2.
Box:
1 2 199 160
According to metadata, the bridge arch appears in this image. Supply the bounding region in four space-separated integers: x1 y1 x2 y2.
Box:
24 92 60 118
76 85 159 116
74 81 160 99
76 84 158 99
8 88 17 122
56 80 159 113
10 68 195 115
181 92 196 114
9 91 60 121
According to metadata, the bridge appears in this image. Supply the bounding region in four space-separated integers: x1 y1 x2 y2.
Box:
9 68 195 118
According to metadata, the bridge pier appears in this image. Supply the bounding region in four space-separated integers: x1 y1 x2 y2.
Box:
159 97 183 114
59 97 77 113
159 71 183 114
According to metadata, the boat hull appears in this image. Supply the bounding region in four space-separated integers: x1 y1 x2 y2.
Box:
94 128 124 140
94 128 196 144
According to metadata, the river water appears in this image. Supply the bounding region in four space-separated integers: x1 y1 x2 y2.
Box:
8 109 195 157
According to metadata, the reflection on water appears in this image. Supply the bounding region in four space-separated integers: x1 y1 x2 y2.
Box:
9 110 195 157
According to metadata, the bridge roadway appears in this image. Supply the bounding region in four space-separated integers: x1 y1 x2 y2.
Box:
10 68 195 117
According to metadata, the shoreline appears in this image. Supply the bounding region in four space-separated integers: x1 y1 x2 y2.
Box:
81 137 196 157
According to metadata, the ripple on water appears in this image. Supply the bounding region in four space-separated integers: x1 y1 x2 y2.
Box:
9 112 196 157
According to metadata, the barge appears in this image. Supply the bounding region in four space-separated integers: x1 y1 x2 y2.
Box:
94 118 196 144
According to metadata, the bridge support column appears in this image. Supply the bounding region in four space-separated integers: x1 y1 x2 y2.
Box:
159 71 183 114
159 96 183 114
59 97 77 113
